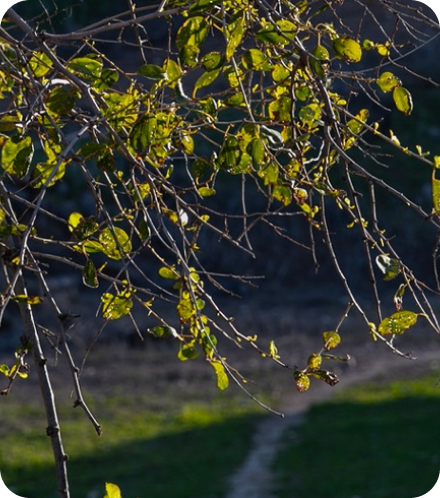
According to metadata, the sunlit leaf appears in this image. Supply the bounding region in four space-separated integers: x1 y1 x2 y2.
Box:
378 310 418 335
333 36 362 63
201 51 224 71
12 295 42 305
310 44 330 78
158 266 179 279
138 64 166 80
194 69 221 91
433 178 440 212
307 353 322 371
393 86 413 116
256 19 297 45
99 227 132 260
29 51 53 78
225 13 245 60
294 371 310 392
104 483 122 498
242 49 272 71
198 187 216 197
101 291 133 320
210 360 229 390
67 56 102 81
322 331 341 351
273 185 292 206
299 103 322 124
377 71 401 93
1 134 34 177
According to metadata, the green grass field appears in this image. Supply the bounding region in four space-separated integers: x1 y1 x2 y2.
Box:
272 373 440 498
0 387 263 498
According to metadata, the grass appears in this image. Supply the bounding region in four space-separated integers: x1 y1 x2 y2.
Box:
272 373 440 498
0 382 264 498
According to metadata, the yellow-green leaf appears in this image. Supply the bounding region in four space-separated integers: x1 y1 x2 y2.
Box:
99 227 132 260
377 71 401 93
12 295 42 305
294 371 310 392
393 87 413 116
101 292 133 320
158 266 179 279
307 353 322 371
210 360 229 390
333 36 362 63
433 178 440 212
322 331 341 351
378 310 418 335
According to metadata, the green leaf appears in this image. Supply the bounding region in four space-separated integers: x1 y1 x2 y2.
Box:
67 56 102 80
377 72 401 93
272 64 290 83
101 291 133 321
242 49 272 71
225 13 245 60
82 259 99 288
99 227 132 260
198 187 216 197
378 310 419 335
163 59 182 88
46 86 78 116
32 161 66 189
250 137 265 167
393 86 413 116
273 185 292 206
294 371 310 392
130 114 157 152
256 20 297 45
375 254 401 281
194 69 221 91
322 331 341 351
176 16 209 66
189 0 220 14
94 68 119 91
299 103 322 124
333 36 362 63
104 483 122 498
0 364 9 377
346 109 369 135
68 212 98 240
310 44 330 78
148 326 178 338
138 64 166 80
178 343 199 361
201 51 224 71
307 353 322 371
29 51 53 78
158 266 179 279
210 360 229 390
1 135 34 177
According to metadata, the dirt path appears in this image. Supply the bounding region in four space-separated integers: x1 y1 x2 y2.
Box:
223 348 440 498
